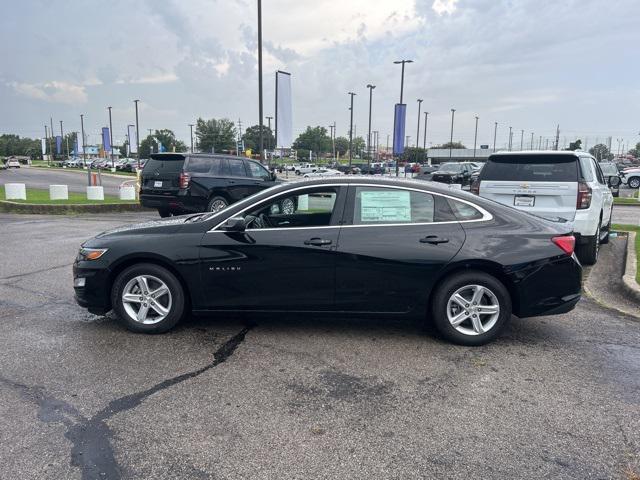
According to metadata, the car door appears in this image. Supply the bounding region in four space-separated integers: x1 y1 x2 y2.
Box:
334 185 465 313
220 157 252 202
245 159 278 195
198 185 347 311
591 158 613 224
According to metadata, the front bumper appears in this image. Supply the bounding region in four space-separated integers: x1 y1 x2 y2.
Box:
73 262 112 315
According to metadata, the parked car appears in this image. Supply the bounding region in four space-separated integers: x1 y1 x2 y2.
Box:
334 165 361 175
6 158 21 168
430 162 476 186
303 168 343 177
620 166 640 189
139 153 282 217
74 177 581 346
295 163 318 175
598 162 621 196
473 151 616 265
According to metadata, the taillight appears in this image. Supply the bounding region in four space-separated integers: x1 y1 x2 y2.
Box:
179 172 191 189
576 181 591 209
470 178 480 195
552 235 575 255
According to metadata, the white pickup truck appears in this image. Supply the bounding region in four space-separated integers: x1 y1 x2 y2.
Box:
294 163 318 175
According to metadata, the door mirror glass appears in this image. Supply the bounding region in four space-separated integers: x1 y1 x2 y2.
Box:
223 217 246 232
608 175 621 187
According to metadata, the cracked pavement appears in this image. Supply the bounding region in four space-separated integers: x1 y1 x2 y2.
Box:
0 212 639 479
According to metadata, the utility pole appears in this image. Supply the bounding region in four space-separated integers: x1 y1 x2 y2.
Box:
134 99 141 170
50 118 55 161
44 125 50 166
80 114 86 166
107 106 114 168
266 116 273 152
59 120 65 160
493 122 498 152
348 92 356 167
520 129 524 150
473 115 479 158
328 123 335 162
539 135 542 150
373 130 379 161
416 99 423 148
366 84 375 168
257 0 264 161
449 109 456 160
189 124 194 153
237 118 243 156
530 132 534 150
554 125 560 151
393 59 413 177
508 126 513 151
423 111 429 164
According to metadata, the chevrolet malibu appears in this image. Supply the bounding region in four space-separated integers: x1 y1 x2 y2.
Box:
74 177 582 345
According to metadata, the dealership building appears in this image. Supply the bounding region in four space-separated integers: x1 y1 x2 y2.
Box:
426 148 495 164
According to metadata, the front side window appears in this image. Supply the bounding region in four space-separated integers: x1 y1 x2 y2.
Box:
579 157 594 182
242 188 339 230
353 187 436 225
246 161 271 180
186 157 221 174
226 158 247 177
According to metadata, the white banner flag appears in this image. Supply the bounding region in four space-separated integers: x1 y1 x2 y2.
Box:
41 138 46 155
77 132 84 154
276 71 293 149
128 125 138 154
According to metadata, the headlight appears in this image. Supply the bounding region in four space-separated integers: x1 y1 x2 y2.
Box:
78 247 108 261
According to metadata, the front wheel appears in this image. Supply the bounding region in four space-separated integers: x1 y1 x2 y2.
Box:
628 177 640 189
157 208 171 218
111 263 185 333
430 271 512 346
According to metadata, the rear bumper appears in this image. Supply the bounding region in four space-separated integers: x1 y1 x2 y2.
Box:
140 192 205 213
511 254 582 318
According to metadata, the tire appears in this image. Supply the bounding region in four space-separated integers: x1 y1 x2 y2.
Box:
430 270 512 346
207 196 228 212
628 177 640 189
600 211 612 245
111 263 185 333
576 223 600 265
158 208 171 218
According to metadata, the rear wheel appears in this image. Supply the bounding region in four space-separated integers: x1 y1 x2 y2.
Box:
111 263 185 333
628 177 640 189
207 196 228 212
430 271 512 346
600 211 612 245
157 208 171 218
576 224 599 265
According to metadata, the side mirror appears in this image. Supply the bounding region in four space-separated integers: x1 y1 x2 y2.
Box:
223 217 246 232
271 172 277 181
608 175 621 187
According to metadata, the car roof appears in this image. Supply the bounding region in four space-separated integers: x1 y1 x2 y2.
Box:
149 153 261 162
490 150 591 158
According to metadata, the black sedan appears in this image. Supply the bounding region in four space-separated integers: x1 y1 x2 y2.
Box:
74 177 582 345
430 162 476 186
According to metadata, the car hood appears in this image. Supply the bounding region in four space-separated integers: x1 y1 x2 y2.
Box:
432 170 458 175
95 215 191 238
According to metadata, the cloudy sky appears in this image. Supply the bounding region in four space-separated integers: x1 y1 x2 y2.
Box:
1 0 639 150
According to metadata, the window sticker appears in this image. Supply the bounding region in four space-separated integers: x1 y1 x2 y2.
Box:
360 190 411 222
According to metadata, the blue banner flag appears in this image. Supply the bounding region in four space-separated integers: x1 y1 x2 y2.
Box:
55 136 62 154
392 103 407 155
102 127 111 153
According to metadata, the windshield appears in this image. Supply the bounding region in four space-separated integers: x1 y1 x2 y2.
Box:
599 163 617 176
142 158 185 176
481 154 578 182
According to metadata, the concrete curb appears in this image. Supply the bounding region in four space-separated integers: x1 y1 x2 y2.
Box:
29 166 137 180
622 231 640 303
0 200 149 215
614 201 640 207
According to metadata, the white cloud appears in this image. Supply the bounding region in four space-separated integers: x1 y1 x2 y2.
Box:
115 73 179 85
8 81 88 105
432 0 458 15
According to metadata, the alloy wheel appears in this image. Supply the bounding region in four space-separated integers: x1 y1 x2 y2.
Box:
281 197 295 215
121 275 172 325
210 199 227 212
446 284 500 336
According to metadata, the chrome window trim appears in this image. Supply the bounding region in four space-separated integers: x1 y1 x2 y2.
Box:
208 182 493 233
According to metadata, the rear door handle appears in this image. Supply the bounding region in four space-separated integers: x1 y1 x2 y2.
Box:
420 235 449 245
304 238 332 246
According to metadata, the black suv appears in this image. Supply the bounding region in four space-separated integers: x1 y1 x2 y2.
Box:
140 153 280 217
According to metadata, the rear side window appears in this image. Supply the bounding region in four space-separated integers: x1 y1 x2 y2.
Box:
447 199 484 221
227 159 247 177
142 158 185 175
186 157 222 174
480 155 578 182
578 157 594 182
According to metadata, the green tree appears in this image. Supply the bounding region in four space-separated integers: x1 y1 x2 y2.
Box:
589 143 614 161
292 126 332 154
334 136 349 156
352 136 366 157
565 139 582 151
195 117 237 153
432 141 466 149
401 147 428 163
627 142 640 159
242 124 275 152
155 129 187 153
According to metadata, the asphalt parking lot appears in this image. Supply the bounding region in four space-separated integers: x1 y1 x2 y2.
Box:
1 211 639 479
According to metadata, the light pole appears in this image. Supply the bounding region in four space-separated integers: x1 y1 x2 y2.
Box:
449 108 455 160
520 129 524 151
348 92 356 167
373 130 379 161
266 116 273 154
59 120 65 160
134 99 140 169
493 122 498 152
530 132 534 150
257 0 264 162
107 106 114 169
366 84 375 168
473 115 479 158
416 99 423 148
328 123 336 163
189 124 194 153
423 111 429 163
508 126 513 151
80 114 86 166
393 59 413 176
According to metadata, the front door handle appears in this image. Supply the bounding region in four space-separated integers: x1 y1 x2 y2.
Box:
304 238 332 246
420 235 449 245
